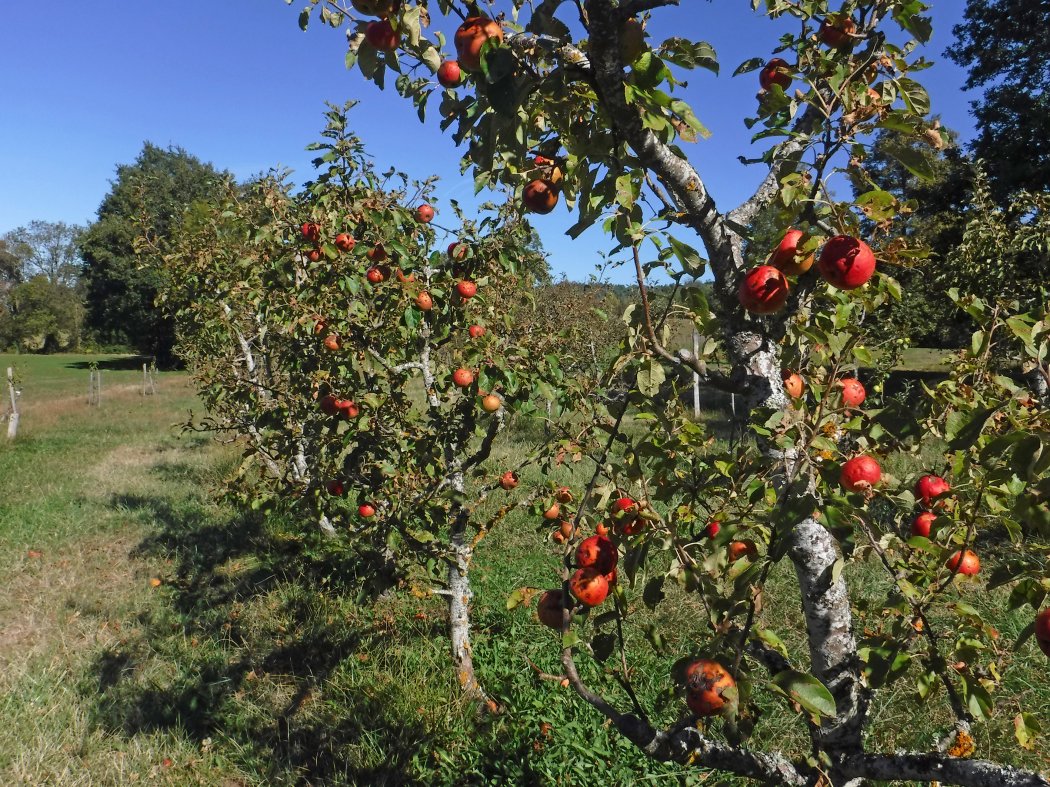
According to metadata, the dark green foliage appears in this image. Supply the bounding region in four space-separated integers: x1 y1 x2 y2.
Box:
79 143 230 366
948 0 1050 200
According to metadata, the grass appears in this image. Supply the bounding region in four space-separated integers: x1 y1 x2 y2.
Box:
0 352 1047 785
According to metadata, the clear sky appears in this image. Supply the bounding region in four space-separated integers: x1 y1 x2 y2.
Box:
0 1 975 282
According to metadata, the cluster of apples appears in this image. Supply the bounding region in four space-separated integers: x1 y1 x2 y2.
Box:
757 14 858 94
783 370 867 410
740 229 877 314
906 474 982 577
536 529 620 627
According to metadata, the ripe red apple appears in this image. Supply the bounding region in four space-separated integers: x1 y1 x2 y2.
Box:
536 589 566 629
499 470 519 490
911 511 936 538
684 659 735 717
334 233 355 252
307 247 323 263
946 549 980 576
301 222 321 242
456 280 477 299
704 520 721 539
320 394 341 416
1035 608 1050 657
558 520 575 540
840 455 881 492
437 59 463 88
358 503 377 518
523 179 559 214
415 291 434 311
569 567 610 607
367 243 388 262
915 474 951 507
759 58 792 91
543 501 561 520
323 334 341 351
839 377 866 408
576 535 617 574
415 203 435 223
455 16 504 72
819 14 857 48
552 530 566 544
818 236 876 289
727 539 758 562
326 479 346 497
610 496 638 520
481 393 502 412
782 370 805 399
739 265 790 314
336 399 360 419
451 367 474 388
448 240 468 260
468 324 486 339
769 228 814 276
365 20 399 52
366 266 387 284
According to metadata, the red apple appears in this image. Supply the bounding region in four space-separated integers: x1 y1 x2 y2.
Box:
320 394 341 416
782 370 805 399
367 243 388 262
452 367 474 388
555 486 573 504
456 280 477 299
415 291 434 311
685 659 735 717
448 240 468 260
415 203 435 223
454 16 504 72
366 266 387 284
739 265 790 314
569 567 610 607
759 58 791 91
307 247 323 263
334 233 356 252
911 511 936 538
499 470 519 490
365 20 399 52
326 479 346 497
704 520 721 539
468 324 486 339
727 539 758 562
323 334 341 351
945 549 980 576
536 589 567 629
915 474 951 508
358 503 377 518
437 59 463 88
336 399 360 419
619 17 646 62
819 14 857 48
769 228 814 276
523 179 559 214
543 502 561 520
839 377 866 408
840 455 881 492
481 393 502 412
1035 608 1050 657
576 535 617 574
301 222 321 242
818 236 876 290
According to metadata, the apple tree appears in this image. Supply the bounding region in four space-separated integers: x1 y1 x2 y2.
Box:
284 2 1050 784
154 104 593 699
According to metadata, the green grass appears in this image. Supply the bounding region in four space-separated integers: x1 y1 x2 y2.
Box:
1 352 1047 785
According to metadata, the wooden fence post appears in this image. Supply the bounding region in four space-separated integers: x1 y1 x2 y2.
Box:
6 367 18 440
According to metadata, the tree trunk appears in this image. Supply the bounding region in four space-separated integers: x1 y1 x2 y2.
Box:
446 507 484 700
6 367 18 440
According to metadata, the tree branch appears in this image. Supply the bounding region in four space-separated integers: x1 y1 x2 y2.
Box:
839 752 1050 787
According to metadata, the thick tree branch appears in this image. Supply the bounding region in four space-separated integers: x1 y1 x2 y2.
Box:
840 752 1050 787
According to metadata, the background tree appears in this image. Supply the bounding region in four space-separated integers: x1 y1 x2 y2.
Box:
79 143 229 365
948 0 1050 201
850 127 974 347
0 221 86 351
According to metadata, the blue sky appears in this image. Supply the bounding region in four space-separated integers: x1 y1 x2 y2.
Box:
0 1 975 282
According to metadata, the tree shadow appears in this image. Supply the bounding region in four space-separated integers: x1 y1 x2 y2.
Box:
64 355 155 371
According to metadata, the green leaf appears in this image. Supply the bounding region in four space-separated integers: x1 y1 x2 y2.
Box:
770 670 837 718
1015 712 1041 750
945 406 996 450
885 144 936 182
636 359 666 397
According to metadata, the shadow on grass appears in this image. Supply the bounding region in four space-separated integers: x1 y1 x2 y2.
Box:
84 488 445 785
64 355 156 371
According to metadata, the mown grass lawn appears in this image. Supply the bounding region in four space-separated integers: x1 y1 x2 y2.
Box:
0 352 1046 785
